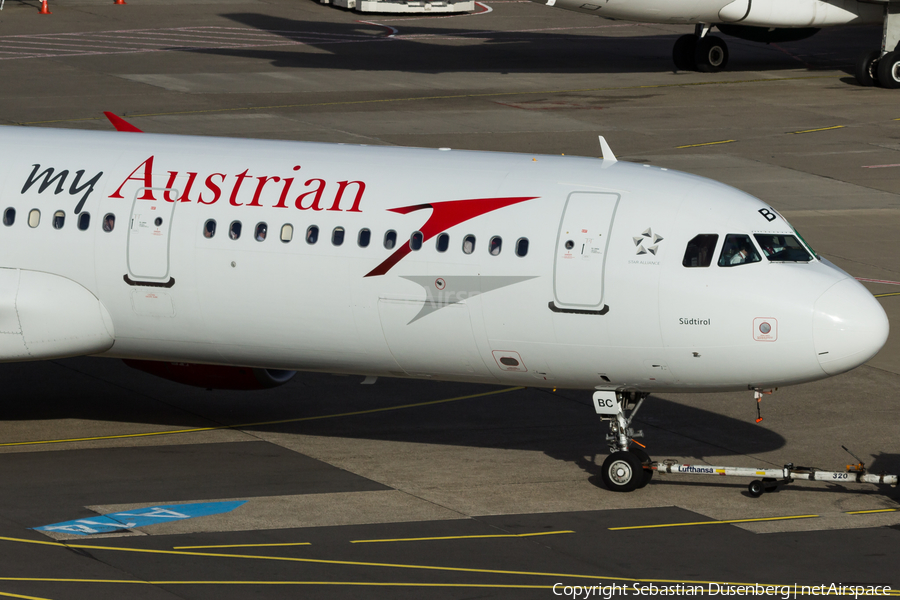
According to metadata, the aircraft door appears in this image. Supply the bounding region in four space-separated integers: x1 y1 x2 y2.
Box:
127 187 177 281
553 192 620 310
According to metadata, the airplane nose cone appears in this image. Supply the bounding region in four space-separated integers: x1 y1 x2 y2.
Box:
813 278 889 376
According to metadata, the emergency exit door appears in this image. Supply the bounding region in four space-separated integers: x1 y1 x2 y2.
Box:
552 192 620 310
127 187 177 281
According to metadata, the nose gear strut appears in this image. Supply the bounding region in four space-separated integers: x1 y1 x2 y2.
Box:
593 391 652 492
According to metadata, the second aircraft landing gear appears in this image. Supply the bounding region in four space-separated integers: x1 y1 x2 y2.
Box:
855 3 900 87
594 391 653 492
673 24 729 73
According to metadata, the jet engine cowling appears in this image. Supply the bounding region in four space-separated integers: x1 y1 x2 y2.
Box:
717 0 876 28
123 359 296 390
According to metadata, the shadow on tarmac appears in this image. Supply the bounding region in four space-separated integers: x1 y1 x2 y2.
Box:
187 11 882 77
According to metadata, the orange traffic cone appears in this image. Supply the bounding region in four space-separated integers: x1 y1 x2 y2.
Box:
38 0 51 13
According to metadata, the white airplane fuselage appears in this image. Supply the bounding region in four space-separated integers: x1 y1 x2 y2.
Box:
534 0 882 28
0 127 888 393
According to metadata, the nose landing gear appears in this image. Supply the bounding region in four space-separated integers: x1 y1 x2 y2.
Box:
594 391 653 492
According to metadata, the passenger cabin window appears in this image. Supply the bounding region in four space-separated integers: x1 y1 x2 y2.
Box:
515 237 529 257
436 233 449 252
28 209 40 228
77 212 90 231
462 234 476 254
410 231 423 251
358 228 370 247
229 221 242 240
384 230 397 249
52 211 65 230
718 234 761 267
682 234 718 267
281 224 293 243
754 234 813 262
332 227 345 246
3 208 15 227
489 236 502 256
102 213 115 232
255 222 267 242
203 219 216 239
306 225 319 244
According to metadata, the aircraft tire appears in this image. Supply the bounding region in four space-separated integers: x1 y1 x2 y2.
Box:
854 50 880 87
629 447 654 488
694 36 729 73
601 451 643 492
876 51 900 89
672 34 697 71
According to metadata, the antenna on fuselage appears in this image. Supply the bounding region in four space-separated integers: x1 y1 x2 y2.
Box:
598 136 617 163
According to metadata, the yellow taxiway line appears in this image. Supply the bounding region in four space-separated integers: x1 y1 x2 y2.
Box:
349 530 575 543
788 125 845 134
0 386 524 447
609 514 818 530
2 535 900 595
173 542 312 550
675 140 736 149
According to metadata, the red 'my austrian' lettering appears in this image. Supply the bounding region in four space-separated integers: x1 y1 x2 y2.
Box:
107 158 366 212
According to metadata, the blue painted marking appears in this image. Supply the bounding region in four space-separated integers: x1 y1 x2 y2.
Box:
34 500 246 536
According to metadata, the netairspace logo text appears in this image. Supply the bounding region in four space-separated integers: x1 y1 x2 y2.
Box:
551 583 893 599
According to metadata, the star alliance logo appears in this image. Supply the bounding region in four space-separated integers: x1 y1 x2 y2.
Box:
633 228 664 255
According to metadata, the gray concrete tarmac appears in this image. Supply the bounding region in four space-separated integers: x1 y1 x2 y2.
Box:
1 0 899 597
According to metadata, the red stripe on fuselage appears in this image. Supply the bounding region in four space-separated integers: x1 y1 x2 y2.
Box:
364 196 537 277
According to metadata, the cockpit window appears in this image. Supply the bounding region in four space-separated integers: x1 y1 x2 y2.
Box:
790 226 817 258
682 234 718 267
718 234 761 267
754 234 813 262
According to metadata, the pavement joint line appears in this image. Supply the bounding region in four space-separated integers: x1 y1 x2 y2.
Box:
0 386 523 447
13 76 837 126
349 530 575 543
608 514 819 530
788 125 845 134
675 140 735 149
173 542 311 549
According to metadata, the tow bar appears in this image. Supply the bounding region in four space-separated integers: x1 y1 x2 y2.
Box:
651 447 899 497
